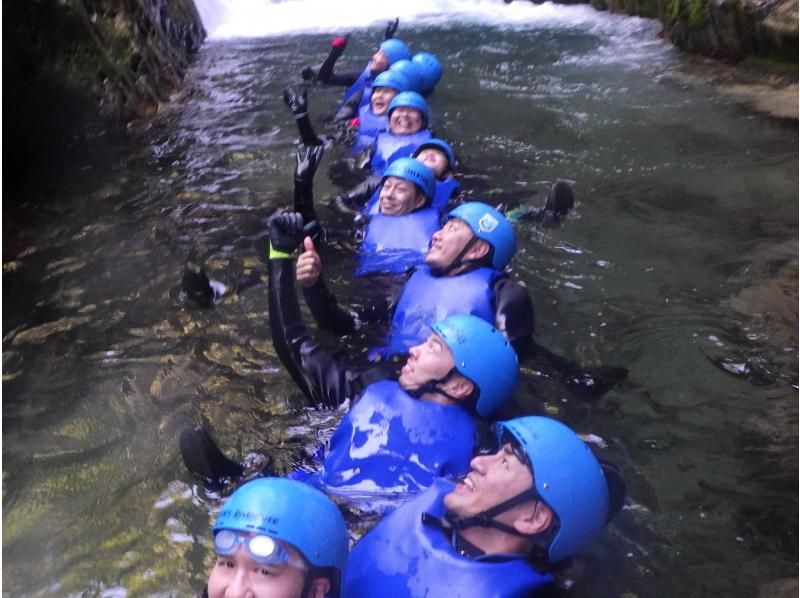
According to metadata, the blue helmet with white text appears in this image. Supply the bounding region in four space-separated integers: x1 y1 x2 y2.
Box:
446 202 516 270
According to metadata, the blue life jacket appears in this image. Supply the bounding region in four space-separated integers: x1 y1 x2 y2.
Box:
316 381 476 498
352 103 389 155
431 176 461 213
341 65 373 106
356 208 440 276
343 479 554 598
371 130 432 176
387 266 498 354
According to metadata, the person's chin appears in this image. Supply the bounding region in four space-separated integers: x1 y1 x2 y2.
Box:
424 253 441 268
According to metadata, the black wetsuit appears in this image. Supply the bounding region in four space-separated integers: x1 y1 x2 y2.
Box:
268 250 393 409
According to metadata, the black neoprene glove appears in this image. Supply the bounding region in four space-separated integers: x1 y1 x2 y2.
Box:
384 18 399 40
294 145 325 185
268 212 318 255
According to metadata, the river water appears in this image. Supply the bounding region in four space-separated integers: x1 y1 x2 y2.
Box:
3 1 797 596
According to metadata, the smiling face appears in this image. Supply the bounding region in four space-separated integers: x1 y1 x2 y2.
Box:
415 148 450 178
207 537 317 598
370 86 398 116
444 443 535 520
369 49 390 74
389 107 424 135
378 176 426 216
425 218 475 270
398 333 457 392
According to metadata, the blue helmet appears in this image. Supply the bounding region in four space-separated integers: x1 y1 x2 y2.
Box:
445 202 516 270
372 70 410 94
213 478 348 592
388 91 429 126
379 38 411 66
388 59 424 92
430 314 518 417
413 138 456 172
382 157 436 201
495 417 610 564
412 52 443 92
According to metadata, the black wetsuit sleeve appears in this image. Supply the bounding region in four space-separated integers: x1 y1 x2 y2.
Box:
268 258 355 408
317 47 362 86
339 176 382 209
302 274 393 335
492 277 535 357
294 174 317 227
302 277 359 335
334 90 363 121
293 113 322 147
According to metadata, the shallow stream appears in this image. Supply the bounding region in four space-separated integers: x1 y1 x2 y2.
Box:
3 1 797 596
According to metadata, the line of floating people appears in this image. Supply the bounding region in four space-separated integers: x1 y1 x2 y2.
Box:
179 18 627 598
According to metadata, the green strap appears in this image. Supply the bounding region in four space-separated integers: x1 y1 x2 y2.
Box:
269 243 291 260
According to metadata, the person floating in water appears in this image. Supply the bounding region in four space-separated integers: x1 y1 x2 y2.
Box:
205 477 349 598
284 85 432 179
181 211 520 503
339 137 462 216
342 416 626 598
333 49 444 127
301 19 410 112
294 180 624 400
296 177 533 357
291 143 440 277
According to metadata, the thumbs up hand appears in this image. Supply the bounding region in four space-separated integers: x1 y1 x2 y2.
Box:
296 236 323 287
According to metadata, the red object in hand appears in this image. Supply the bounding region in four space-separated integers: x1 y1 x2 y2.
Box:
332 36 348 50
348 117 361 129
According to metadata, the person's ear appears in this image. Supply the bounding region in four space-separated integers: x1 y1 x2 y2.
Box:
465 239 491 262
413 191 427 210
306 577 331 598
441 375 474 400
513 501 554 536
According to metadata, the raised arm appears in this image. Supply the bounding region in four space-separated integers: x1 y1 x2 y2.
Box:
292 144 324 225
284 86 322 147
267 212 357 408
316 35 363 86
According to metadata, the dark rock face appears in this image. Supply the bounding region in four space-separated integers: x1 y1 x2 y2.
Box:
591 0 797 63
3 0 205 187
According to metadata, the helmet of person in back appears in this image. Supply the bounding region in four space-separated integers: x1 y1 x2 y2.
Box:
445 202 516 270
411 52 443 92
381 157 436 203
372 69 411 94
379 38 412 65
495 417 610 564
430 314 519 417
389 59 424 93
213 477 349 596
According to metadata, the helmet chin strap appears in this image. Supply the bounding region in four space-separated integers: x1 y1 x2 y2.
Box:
410 367 463 402
429 234 480 277
443 487 542 539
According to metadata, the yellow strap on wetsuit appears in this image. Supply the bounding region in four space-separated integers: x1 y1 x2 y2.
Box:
268 243 291 260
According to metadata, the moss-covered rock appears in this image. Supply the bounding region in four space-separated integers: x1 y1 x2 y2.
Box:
3 0 205 186
599 0 797 64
